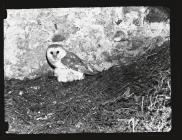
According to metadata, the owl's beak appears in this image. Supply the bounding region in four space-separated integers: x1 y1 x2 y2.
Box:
52 54 57 59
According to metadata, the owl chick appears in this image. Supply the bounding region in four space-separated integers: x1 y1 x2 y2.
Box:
46 44 99 82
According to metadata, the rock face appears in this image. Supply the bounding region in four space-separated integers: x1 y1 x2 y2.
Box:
4 7 170 80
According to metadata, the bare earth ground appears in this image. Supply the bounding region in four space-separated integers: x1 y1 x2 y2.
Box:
4 40 171 133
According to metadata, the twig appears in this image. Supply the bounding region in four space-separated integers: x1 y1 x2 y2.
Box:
122 87 134 98
132 118 135 132
141 96 144 114
126 118 135 132
101 84 132 106
124 107 138 112
101 95 123 106
167 80 171 96
149 95 153 108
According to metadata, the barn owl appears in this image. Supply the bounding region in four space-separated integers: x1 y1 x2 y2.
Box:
46 44 99 82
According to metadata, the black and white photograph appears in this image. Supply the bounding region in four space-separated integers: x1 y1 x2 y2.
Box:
4 6 171 133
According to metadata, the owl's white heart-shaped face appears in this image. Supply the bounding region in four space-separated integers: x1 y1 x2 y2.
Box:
46 44 67 69
46 46 66 62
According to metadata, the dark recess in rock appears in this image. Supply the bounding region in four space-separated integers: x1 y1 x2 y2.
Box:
52 34 66 42
145 7 170 23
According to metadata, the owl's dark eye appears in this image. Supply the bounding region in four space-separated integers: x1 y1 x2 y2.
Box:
50 52 53 55
56 51 59 54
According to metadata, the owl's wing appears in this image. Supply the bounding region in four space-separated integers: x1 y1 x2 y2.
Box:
61 52 99 75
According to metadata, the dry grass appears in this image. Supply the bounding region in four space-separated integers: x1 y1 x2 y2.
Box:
4 40 171 133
